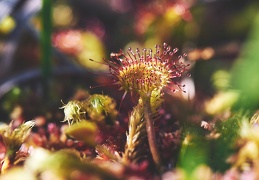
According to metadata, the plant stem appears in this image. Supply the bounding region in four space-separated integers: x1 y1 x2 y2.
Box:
1 150 16 174
41 0 52 98
41 0 52 77
143 94 161 170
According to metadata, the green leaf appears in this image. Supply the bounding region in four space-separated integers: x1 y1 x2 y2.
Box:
231 11 259 110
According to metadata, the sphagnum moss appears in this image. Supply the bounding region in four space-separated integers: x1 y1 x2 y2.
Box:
0 120 35 173
60 94 118 125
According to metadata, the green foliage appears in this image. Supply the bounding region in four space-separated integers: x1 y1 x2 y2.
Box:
178 136 209 175
178 114 245 173
177 124 209 175
231 11 259 111
208 115 244 172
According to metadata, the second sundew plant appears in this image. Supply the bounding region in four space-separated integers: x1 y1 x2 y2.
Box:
105 43 190 170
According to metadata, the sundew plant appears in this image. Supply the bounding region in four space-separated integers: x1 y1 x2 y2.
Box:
104 43 190 169
60 43 190 172
1 0 259 179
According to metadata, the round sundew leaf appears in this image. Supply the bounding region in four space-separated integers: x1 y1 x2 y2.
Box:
65 120 98 146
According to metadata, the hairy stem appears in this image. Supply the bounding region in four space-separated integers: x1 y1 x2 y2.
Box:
143 94 161 170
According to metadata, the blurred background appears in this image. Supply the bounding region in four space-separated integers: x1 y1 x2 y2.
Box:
1 0 259 122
